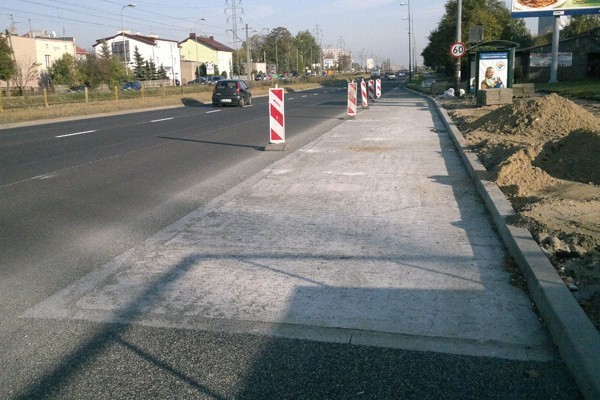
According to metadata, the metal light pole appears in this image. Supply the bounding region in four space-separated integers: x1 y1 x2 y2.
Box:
120 3 136 79
455 0 462 95
400 1 412 81
194 17 206 79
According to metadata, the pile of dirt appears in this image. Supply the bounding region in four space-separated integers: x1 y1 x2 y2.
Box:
464 93 600 139
443 93 600 331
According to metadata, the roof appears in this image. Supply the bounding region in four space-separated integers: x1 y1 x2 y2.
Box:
180 34 234 53
94 32 179 47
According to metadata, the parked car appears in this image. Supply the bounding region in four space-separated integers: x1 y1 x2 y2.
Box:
255 73 267 81
122 81 142 90
68 84 90 93
203 76 223 85
212 79 252 107
187 77 203 85
370 68 381 79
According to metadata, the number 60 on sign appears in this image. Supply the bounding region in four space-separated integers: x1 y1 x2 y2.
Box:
450 42 466 58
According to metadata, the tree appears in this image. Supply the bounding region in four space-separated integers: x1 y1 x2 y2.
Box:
421 0 532 76
157 64 167 79
293 30 319 72
11 57 41 95
262 27 294 73
0 33 16 89
91 40 127 88
132 46 146 80
48 53 78 85
562 15 600 38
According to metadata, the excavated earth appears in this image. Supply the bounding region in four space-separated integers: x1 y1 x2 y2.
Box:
441 93 600 331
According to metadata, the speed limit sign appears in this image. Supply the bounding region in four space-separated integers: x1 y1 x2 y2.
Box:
450 42 466 58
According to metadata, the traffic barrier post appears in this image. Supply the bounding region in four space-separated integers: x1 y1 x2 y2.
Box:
347 82 357 117
361 79 368 109
265 87 286 151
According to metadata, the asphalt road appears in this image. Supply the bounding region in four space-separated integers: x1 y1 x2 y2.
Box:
0 81 582 399
0 84 353 310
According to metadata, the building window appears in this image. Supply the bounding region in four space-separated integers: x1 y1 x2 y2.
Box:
111 40 130 61
45 55 51 68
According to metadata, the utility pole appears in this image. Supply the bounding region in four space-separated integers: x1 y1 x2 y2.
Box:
455 0 462 96
225 0 243 75
246 23 251 83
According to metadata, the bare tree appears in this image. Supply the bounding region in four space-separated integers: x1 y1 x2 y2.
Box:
11 57 41 95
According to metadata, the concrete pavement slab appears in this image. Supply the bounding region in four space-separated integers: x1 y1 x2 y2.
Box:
23 88 556 363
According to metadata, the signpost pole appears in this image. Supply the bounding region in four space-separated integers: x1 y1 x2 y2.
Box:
454 0 462 96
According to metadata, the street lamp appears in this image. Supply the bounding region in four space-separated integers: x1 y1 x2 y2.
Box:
400 1 412 81
194 17 206 78
120 3 136 79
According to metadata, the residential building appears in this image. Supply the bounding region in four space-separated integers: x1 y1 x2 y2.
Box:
179 34 234 82
1 32 77 91
94 32 181 84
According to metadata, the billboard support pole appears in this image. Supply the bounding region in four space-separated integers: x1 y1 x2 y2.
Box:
549 15 560 83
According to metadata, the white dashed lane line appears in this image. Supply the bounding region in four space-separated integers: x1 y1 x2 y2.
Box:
206 110 221 114
55 130 97 138
151 117 174 123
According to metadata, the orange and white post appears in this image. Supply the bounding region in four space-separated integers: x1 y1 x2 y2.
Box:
376 78 382 99
347 82 357 117
269 88 285 144
361 79 368 109
368 79 375 101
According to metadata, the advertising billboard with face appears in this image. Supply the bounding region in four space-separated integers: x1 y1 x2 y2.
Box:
511 0 600 18
478 51 509 91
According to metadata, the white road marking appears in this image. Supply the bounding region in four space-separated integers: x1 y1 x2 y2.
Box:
206 110 221 114
151 117 174 123
55 130 96 138
288 98 294 100
302 95 307 98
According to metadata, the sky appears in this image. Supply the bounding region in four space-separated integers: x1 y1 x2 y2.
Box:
1 0 534 69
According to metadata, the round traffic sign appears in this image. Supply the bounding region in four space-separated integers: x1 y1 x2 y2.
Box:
450 42 466 58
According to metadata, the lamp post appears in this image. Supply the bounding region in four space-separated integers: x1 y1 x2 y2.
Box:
120 3 136 79
194 17 206 78
400 1 412 81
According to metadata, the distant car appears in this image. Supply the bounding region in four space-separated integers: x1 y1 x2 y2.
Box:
68 85 89 93
212 79 252 107
122 81 142 90
255 73 267 81
187 77 203 85
370 68 381 79
386 71 396 80
203 76 223 85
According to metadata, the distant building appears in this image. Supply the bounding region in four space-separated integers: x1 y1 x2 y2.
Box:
1 32 76 90
94 32 181 84
179 34 234 82
515 27 600 82
322 48 352 71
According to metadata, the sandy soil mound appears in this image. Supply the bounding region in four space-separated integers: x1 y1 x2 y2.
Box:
443 93 600 330
465 93 600 139
535 129 600 185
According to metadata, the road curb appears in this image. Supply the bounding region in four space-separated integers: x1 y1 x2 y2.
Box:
409 88 600 400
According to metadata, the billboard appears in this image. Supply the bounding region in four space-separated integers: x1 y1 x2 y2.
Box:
511 0 600 18
478 51 509 91
529 52 573 67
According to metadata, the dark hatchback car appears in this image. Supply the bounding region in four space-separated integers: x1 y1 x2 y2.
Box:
212 79 252 107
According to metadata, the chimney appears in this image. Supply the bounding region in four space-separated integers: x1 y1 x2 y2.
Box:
209 36 214 40
190 33 196 39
